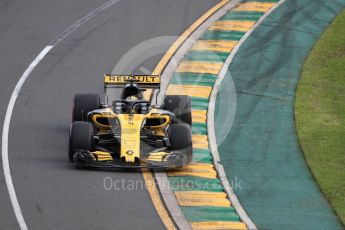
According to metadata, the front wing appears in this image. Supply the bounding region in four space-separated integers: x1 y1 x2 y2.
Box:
72 150 188 169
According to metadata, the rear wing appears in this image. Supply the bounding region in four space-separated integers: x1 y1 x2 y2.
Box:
104 75 160 89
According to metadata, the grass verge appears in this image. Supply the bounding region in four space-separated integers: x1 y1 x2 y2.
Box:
295 9 345 225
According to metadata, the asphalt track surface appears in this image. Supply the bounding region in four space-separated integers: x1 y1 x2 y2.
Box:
0 0 215 229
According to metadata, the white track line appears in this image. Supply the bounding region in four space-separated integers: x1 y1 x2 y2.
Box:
155 0 287 229
153 1 243 229
2 46 52 230
1 1 119 229
208 0 287 229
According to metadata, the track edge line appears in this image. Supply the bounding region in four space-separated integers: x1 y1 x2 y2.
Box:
1 45 53 230
207 0 288 229
1 1 119 229
150 0 243 229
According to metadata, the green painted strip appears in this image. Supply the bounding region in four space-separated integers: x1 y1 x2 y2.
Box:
170 78 215 87
243 0 279 2
192 126 207 135
170 72 217 87
184 51 229 63
169 176 223 192
192 122 207 135
193 148 212 156
172 72 217 80
201 30 244 41
181 206 240 222
193 154 212 163
193 148 213 163
220 11 264 21
191 97 209 110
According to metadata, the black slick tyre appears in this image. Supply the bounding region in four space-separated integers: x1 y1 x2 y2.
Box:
69 121 94 162
163 95 192 126
73 94 100 122
168 123 193 164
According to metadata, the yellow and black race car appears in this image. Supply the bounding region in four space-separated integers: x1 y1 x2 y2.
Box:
69 75 193 168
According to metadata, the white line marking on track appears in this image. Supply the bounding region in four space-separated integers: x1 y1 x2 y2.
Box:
1 0 119 229
50 0 119 46
208 0 287 229
2 45 52 230
152 1 243 229
154 0 287 229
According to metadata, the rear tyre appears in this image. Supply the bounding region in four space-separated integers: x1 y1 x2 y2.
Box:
168 123 193 164
69 121 94 162
73 94 100 122
163 95 192 126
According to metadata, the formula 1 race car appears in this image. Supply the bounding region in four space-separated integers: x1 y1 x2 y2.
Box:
68 75 193 168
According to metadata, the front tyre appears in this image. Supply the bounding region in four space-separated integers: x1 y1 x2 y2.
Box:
163 95 192 126
69 121 94 162
73 94 100 122
168 123 193 164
